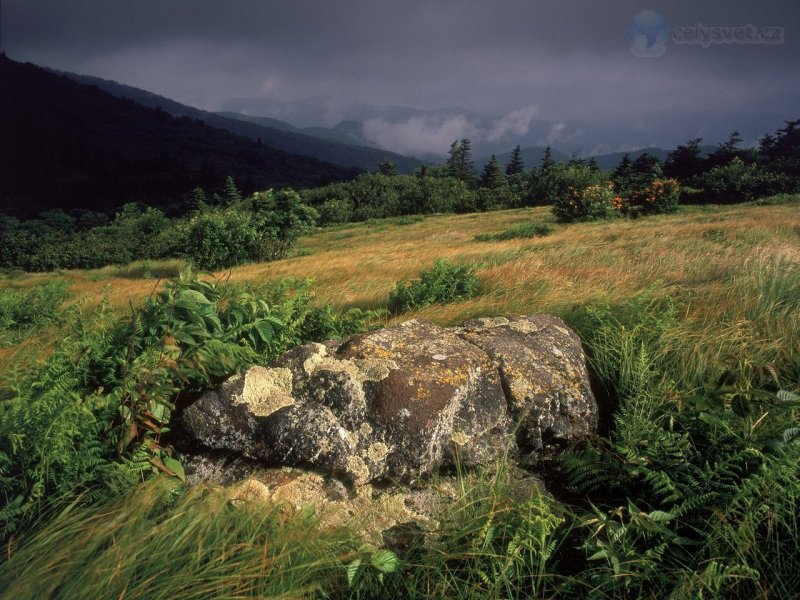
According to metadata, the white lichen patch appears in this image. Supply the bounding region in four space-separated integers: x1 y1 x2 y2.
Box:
230 366 295 417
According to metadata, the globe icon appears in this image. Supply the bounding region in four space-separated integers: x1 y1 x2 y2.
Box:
628 10 669 57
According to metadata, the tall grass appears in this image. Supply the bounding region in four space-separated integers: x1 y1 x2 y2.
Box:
0 280 70 347
0 481 357 599
2 203 800 598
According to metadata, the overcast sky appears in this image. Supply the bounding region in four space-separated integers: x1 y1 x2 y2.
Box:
4 0 799 155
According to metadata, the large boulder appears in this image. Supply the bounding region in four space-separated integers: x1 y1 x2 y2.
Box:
178 316 596 485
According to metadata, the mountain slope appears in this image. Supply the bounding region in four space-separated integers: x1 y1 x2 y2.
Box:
62 72 424 173
0 57 359 216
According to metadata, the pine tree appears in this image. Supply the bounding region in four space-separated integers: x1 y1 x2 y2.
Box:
378 158 398 176
613 154 633 181
567 152 585 167
446 141 460 178
505 145 525 176
664 138 706 181
446 139 476 183
541 146 556 171
631 152 662 178
186 187 207 213
708 130 744 168
415 164 429 179
481 155 507 189
587 157 600 172
222 176 241 206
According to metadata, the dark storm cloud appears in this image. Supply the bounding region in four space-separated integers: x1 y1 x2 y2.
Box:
4 0 800 155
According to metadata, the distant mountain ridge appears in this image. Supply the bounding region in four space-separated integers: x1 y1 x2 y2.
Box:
60 71 424 173
0 56 358 216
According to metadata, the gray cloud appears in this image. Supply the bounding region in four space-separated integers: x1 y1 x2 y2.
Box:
4 0 799 153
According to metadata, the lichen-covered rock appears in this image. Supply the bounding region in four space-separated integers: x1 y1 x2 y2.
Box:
456 315 598 451
178 316 596 485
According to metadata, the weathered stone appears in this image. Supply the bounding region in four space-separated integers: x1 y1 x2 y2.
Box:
456 315 598 452
178 315 597 485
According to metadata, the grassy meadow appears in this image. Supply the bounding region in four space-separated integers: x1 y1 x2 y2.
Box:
3 200 798 376
2 197 800 598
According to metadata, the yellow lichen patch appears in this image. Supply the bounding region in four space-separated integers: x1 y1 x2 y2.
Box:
303 344 396 384
366 442 390 464
346 455 371 485
451 431 472 446
233 366 295 417
433 367 469 388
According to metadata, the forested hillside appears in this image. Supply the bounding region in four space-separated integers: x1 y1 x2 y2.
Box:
0 56 358 217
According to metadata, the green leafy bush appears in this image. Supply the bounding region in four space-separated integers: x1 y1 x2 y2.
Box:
388 259 479 314
0 280 70 346
534 164 615 222
0 274 377 540
0 188 317 272
474 221 553 242
692 157 798 204
303 173 482 225
558 288 800 598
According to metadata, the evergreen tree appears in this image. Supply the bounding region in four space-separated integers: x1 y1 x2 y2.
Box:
631 152 663 178
415 164 429 179
612 154 633 182
567 152 585 167
378 158 398 176
446 139 476 183
222 176 241 206
664 138 706 181
587 157 600 172
759 119 800 177
186 187 207 213
481 155 507 189
540 146 556 171
505 145 525 176
708 130 744 168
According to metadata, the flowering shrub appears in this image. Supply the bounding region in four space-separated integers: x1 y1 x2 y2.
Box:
619 177 681 216
552 180 617 223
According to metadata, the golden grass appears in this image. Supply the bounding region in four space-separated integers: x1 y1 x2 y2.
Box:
2 202 799 373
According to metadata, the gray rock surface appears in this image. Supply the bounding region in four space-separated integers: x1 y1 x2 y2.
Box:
178 316 596 485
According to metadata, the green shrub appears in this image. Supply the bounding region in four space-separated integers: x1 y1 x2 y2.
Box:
317 198 355 225
539 165 616 222
474 221 553 242
692 157 798 204
388 259 479 314
0 274 378 540
184 209 258 269
303 173 481 225
559 288 800 598
0 280 70 346
616 177 682 217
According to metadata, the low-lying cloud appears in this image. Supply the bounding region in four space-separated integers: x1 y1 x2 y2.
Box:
362 115 478 157
487 105 539 141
